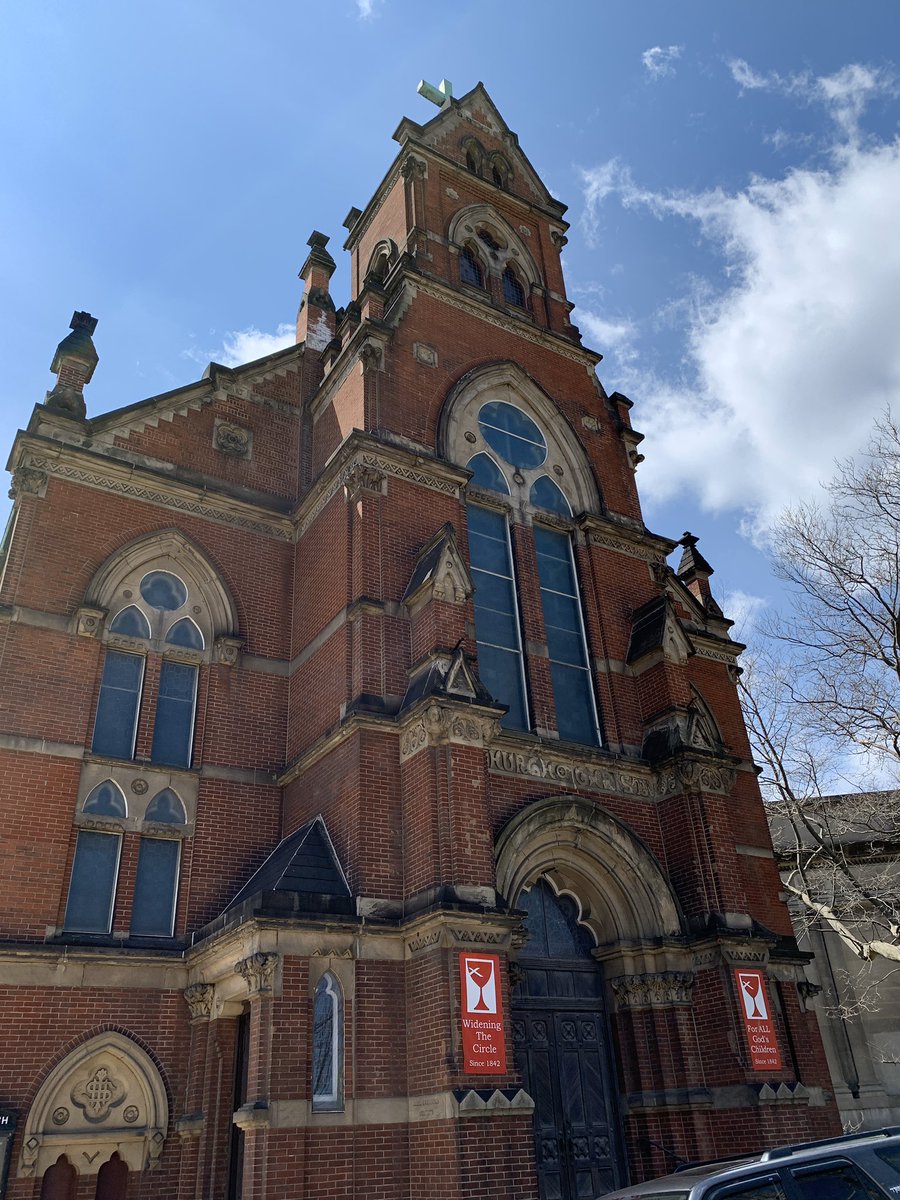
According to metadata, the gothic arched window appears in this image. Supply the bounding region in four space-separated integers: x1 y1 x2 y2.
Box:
312 972 344 1111
459 244 484 289
447 368 602 745
502 265 526 308
92 567 206 769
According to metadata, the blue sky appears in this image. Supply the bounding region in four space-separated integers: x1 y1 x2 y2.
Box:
3 1 899 632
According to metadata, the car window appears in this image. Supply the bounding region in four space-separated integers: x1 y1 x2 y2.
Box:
873 1145 900 1177
707 1177 786 1199
788 1160 886 1200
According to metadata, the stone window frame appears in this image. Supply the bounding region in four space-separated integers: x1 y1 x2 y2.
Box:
63 530 238 939
440 363 603 745
311 972 345 1112
83 530 240 772
448 205 540 315
64 775 190 938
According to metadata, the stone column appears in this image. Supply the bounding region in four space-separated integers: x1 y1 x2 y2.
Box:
234 952 280 1200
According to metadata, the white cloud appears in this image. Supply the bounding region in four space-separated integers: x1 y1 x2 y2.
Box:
728 59 895 143
575 310 639 370
184 323 295 370
720 589 768 638
217 324 296 367
641 45 683 80
356 0 377 17
580 65 900 533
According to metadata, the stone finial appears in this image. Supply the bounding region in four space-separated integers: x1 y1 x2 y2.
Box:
45 311 98 420
677 532 714 580
297 231 337 350
677 531 717 606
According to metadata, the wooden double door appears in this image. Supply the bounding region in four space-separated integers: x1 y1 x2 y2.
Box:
511 882 624 1200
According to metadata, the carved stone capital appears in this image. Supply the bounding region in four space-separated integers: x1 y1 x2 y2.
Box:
400 703 502 761
358 339 383 374
214 636 243 667
9 465 48 500
401 155 427 183
236 951 279 996
183 983 216 1021
610 971 695 1010
344 463 386 500
665 758 737 797
74 605 106 638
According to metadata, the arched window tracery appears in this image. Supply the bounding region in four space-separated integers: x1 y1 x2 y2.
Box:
312 972 344 1111
443 366 602 744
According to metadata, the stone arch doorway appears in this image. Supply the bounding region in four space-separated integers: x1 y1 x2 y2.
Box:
497 796 687 1199
512 879 624 1199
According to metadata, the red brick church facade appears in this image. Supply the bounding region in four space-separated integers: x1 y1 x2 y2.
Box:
0 85 836 1199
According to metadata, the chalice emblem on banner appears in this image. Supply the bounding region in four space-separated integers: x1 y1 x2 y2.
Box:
464 957 498 1013
737 970 769 1020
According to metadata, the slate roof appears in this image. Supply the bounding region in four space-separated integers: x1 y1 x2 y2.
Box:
226 818 351 910
193 818 354 943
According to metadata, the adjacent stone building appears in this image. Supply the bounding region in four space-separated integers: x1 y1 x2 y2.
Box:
0 84 839 1200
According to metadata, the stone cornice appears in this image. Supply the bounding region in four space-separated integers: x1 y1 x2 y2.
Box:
690 632 746 663
295 431 468 538
395 272 600 368
9 434 294 541
87 347 304 441
580 513 677 562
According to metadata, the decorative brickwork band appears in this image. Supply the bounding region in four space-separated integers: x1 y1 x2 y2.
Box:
236 952 279 996
183 983 216 1021
610 971 695 1010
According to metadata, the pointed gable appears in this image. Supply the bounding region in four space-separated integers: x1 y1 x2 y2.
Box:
198 818 354 937
392 83 566 215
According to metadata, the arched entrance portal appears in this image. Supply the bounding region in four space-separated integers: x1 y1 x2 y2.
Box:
497 796 686 1200
512 880 623 1199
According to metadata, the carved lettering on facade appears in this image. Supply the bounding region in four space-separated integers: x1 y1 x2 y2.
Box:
486 747 736 799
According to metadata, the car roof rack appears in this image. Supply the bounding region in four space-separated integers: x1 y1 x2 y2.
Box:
761 1127 900 1162
673 1155 758 1174
674 1127 900 1173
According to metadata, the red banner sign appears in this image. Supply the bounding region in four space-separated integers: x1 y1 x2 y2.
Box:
734 968 783 1071
459 953 507 1074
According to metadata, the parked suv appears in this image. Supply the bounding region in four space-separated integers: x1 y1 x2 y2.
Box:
604 1127 900 1199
